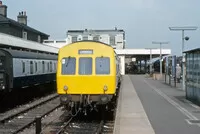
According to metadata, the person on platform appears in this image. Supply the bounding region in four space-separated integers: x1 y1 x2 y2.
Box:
176 64 181 83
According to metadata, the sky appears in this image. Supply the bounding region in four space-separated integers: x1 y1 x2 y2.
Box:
3 0 200 56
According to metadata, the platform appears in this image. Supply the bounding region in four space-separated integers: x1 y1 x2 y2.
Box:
115 75 200 134
113 75 155 134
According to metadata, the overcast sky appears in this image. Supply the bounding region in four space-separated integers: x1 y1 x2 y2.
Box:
3 0 200 55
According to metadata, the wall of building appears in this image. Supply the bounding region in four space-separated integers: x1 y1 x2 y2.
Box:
0 24 48 43
67 29 125 49
119 56 125 75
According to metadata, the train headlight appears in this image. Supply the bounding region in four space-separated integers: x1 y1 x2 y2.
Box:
103 85 108 91
63 85 68 91
60 95 68 102
60 95 71 104
99 95 109 104
2 86 5 90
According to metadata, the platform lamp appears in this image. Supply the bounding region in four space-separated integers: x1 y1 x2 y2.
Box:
145 48 157 75
169 26 198 91
152 41 169 78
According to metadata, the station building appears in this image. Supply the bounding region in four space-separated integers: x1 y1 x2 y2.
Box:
0 1 49 44
44 28 171 75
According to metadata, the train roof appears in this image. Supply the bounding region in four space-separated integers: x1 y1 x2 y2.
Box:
62 40 119 57
0 49 57 60
65 40 111 47
62 40 117 54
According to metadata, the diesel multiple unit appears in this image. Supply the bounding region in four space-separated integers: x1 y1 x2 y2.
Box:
57 41 121 115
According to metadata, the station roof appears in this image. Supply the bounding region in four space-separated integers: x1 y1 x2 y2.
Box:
0 48 57 60
183 48 200 53
68 29 124 33
0 33 58 54
0 15 49 37
115 49 171 56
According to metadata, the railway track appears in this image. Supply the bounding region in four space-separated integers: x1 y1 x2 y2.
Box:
57 120 114 134
41 114 114 134
0 93 61 134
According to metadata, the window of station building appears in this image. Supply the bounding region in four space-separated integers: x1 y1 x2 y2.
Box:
72 36 77 43
83 36 88 40
79 57 92 75
50 61 52 72
96 57 110 74
38 35 41 43
110 36 115 46
30 61 33 74
93 36 99 41
22 31 27 40
22 61 25 73
62 57 76 75
42 61 45 73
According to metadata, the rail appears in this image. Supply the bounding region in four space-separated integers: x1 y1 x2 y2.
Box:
0 94 60 133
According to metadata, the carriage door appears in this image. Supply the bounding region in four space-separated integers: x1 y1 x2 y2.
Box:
0 57 6 91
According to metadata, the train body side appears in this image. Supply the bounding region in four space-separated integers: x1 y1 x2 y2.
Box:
0 49 57 92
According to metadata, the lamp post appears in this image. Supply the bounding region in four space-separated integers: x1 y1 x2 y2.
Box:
152 41 169 77
169 26 198 91
145 48 156 75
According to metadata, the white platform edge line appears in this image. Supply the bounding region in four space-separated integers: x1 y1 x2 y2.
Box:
113 76 123 134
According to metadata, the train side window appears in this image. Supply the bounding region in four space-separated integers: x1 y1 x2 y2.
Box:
96 57 110 74
55 62 57 70
42 61 45 73
50 61 52 72
30 61 33 74
35 62 37 72
22 61 25 73
79 57 92 75
62 57 76 75
47 62 50 72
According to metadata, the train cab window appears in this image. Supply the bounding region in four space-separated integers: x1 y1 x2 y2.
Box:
79 58 92 75
96 57 110 74
30 61 33 74
62 58 76 75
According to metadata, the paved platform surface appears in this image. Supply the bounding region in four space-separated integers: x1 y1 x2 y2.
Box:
114 75 200 134
130 75 200 134
113 75 155 134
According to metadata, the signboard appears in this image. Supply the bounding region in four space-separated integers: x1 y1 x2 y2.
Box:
78 50 93 54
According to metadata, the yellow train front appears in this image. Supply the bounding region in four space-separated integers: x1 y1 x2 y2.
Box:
57 41 121 115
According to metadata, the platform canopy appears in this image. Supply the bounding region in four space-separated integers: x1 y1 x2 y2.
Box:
0 33 59 54
115 49 171 56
